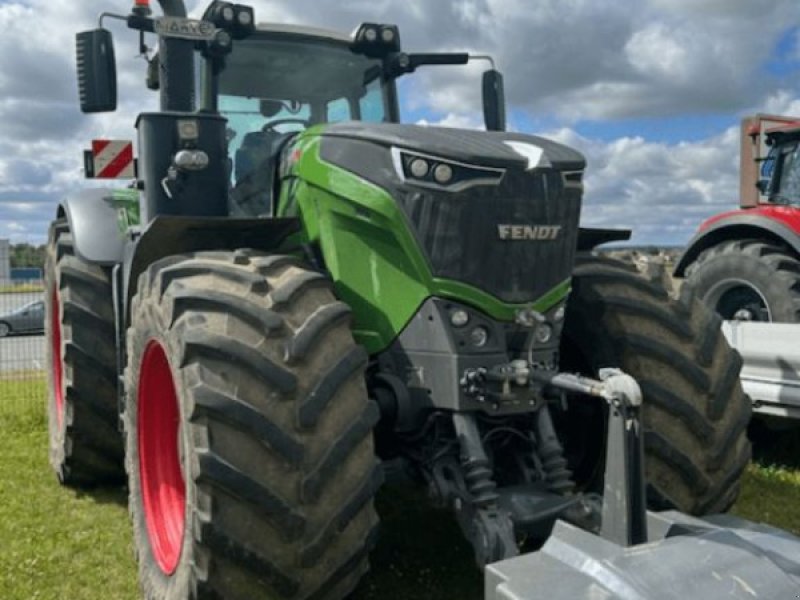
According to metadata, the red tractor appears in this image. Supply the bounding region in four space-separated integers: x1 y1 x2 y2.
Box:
675 114 800 321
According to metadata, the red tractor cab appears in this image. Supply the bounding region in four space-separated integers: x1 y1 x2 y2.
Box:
675 114 800 321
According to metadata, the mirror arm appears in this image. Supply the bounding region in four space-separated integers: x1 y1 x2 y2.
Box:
469 54 496 70
97 12 128 28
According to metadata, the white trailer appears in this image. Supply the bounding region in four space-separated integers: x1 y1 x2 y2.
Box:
722 320 800 419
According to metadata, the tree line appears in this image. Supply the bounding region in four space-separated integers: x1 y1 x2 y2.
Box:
8 243 46 269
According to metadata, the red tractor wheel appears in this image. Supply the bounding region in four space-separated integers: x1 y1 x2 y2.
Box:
137 340 186 575
125 249 382 599
45 218 124 484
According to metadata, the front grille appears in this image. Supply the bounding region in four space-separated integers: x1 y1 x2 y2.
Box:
397 169 581 304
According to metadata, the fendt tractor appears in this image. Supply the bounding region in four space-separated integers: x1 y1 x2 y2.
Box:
46 1 800 598
676 114 800 322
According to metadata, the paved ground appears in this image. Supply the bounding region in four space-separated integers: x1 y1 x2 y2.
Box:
0 292 45 374
0 334 45 374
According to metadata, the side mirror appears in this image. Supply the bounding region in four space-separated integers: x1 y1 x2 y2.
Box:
76 29 117 113
482 69 506 132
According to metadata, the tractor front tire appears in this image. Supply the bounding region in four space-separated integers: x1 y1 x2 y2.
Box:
124 250 381 600
562 256 751 514
45 218 124 485
684 239 800 322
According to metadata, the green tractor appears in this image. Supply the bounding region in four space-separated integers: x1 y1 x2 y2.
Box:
46 1 791 598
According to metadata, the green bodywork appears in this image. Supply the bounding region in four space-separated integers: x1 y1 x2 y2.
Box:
110 188 141 233
276 129 571 354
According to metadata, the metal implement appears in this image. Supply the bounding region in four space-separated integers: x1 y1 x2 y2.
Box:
723 320 800 419
487 366 800 599
486 513 800 599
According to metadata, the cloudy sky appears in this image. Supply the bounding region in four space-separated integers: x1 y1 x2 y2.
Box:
0 0 798 246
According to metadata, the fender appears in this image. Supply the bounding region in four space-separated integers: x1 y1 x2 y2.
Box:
121 215 301 315
674 210 800 276
576 227 631 251
111 215 301 415
57 188 126 266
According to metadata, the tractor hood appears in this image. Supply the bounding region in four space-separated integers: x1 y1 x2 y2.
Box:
314 122 585 306
318 122 586 171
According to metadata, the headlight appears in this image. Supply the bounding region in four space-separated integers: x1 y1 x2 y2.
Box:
410 158 429 178
450 309 469 328
237 10 252 26
433 163 454 184
534 323 553 344
381 28 396 43
470 326 489 347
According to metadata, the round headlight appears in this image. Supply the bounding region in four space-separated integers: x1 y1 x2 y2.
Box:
237 10 252 25
433 163 454 184
470 326 489 347
221 6 235 21
381 28 396 43
553 305 566 322
409 158 429 178
364 27 378 42
450 309 469 328
534 323 553 344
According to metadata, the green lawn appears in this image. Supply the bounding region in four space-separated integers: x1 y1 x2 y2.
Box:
0 384 138 600
1 380 798 599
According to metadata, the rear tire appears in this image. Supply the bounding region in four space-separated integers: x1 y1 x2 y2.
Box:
684 239 800 322
0 322 10 337
125 250 381 600
45 218 124 485
561 256 751 514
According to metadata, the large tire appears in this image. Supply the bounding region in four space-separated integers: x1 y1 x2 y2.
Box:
560 256 751 514
45 218 124 485
684 239 800 322
124 250 382 600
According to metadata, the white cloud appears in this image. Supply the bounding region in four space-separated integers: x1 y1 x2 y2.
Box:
762 90 800 117
0 0 798 247
416 112 484 130
544 125 742 244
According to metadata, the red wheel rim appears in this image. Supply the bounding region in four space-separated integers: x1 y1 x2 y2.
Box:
50 288 64 427
138 340 186 575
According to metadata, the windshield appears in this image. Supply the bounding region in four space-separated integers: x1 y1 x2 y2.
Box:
218 35 391 153
214 34 393 216
773 143 800 204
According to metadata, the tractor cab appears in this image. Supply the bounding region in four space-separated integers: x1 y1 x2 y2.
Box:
759 127 800 206
211 23 505 216
216 25 396 216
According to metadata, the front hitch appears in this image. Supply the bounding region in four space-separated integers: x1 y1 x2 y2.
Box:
532 368 648 546
434 363 649 567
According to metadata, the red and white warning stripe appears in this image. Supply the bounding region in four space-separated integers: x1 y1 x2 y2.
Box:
91 139 135 179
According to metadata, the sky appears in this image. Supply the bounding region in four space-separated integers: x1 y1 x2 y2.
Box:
0 0 799 246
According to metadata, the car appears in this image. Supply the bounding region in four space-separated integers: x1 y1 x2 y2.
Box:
0 300 44 337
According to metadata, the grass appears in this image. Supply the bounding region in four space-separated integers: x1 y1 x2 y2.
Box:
1 379 798 599
731 427 800 535
0 383 138 600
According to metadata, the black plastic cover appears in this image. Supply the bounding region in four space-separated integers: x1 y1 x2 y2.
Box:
400 168 581 303
75 29 117 113
136 112 228 223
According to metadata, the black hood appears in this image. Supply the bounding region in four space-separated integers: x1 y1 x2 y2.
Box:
319 122 585 171
314 122 584 305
